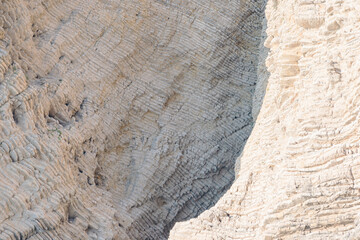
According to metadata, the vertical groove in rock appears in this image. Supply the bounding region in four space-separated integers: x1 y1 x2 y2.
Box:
0 0 266 239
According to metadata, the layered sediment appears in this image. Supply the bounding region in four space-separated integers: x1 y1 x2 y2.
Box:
0 1 266 239
171 0 360 239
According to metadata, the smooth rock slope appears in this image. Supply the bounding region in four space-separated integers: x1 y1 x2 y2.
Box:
171 0 360 239
0 0 266 239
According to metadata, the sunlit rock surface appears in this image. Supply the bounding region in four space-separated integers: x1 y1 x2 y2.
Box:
171 0 360 239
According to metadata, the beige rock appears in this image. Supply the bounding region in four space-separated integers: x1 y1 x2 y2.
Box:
171 0 360 239
0 0 266 239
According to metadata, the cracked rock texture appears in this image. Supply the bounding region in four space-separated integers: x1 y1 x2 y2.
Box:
0 0 266 239
171 0 360 239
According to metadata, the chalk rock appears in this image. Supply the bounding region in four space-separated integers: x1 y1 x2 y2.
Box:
170 0 360 239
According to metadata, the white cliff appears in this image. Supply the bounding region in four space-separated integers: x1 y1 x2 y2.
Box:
171 0 360 239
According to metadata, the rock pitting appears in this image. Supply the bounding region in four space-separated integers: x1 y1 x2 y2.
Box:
0 0 266 239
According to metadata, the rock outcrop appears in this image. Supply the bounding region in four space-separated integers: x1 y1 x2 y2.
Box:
0 0 266 239
171 0 360 239
4 0 357 239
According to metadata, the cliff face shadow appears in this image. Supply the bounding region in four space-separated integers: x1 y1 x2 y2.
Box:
165 2 270 239
152 1 270 239
108 1 271 239
0 1 268 239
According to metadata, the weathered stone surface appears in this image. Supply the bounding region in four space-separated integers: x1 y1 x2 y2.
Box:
0 0 266 239
170 0 360 239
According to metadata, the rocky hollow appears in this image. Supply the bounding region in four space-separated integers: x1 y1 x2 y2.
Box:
0 0 267 239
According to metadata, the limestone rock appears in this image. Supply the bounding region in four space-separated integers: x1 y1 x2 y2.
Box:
170 0 360 239
0 0 265 239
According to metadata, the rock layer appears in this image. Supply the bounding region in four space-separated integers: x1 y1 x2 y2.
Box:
0 0 266 239
170 0 360 239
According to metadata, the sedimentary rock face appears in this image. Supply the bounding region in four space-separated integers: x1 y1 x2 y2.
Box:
0 0 266 239
171 0 360 239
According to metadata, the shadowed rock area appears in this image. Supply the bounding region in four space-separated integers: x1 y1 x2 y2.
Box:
0 0 267 239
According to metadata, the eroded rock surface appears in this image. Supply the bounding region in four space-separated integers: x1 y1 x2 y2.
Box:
171 0 360 239
0 0 266 239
